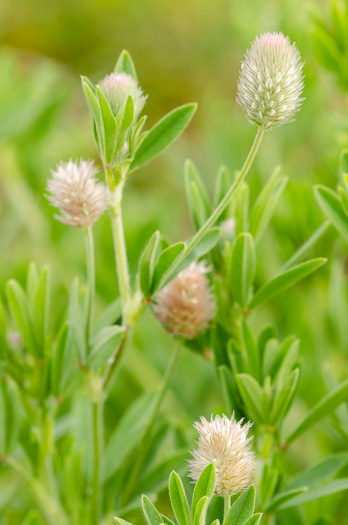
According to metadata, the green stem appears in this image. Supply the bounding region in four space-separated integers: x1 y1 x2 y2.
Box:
107 175 131 325
102 328 133 392
85 226 96 345
168 126 264 280
121 343 180 505
224 495 231 520
91 402 102 525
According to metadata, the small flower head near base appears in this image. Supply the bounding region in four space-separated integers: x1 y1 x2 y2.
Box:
98 72 147 120
46 159 107 228
236 32 304 129
189 414 256 496
153 261 216 339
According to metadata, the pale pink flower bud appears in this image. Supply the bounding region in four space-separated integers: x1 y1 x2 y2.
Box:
98 72 146 120
153 261 216 339
46 159 107 228
189 414 256 496
236 32 304 129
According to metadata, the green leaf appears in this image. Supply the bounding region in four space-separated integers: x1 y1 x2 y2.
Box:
278 478 348 509
270 368 300 424
135 449 188 496
224 485 255 525
244 515 262 525
234 183 249 235
218 365 241 415
250 167 288 244
193 496 209 525
130 104 197 172
96 86 117 163
311 26 342 73
185 159 211 230
51 323 68 396
192 463 216 517
230 233 256 310
33 266 50 356
169 470 192 525
142 495 163 525
213 165 232 221
114 518 134 525
284 453 348 492
236 374 265 423
0 378 22 455
151 242 186 293
102 392 156 480
6 279 37 356
81 76 104 153
88 325 124 368
264 487 307 513
314 184 348 242
93 298 121 335
286 378 348 444
241 320 259 379
114 50 138 80
249 258 326 309
280 221 331 272
139 231 160 296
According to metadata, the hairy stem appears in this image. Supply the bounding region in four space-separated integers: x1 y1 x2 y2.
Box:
168 126 264 281
85 226 95 345
224 495 231 520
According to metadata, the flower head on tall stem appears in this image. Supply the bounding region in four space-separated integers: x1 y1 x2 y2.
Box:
189 414 256 496
98 72 147 120
153 261 216 339
236 32 304 129
46 159 107 228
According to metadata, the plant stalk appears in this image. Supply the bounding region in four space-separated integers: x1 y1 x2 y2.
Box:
85 225 95 345
224 495 231 520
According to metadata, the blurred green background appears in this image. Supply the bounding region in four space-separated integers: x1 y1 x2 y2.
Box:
1 0 348 521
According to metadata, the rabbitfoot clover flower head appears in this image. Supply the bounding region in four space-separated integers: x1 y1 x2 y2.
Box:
189 414 256 496
98 72 147 120
153 261 216 339
46 159 107 228
236 32 304 129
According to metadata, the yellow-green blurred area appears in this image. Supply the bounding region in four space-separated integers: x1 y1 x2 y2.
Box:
1 0 348 521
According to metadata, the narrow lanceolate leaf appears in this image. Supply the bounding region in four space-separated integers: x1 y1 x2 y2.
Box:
6 280 37 356
244 515 262 525
114 49 138 80
277 478 348 510
270 368 299 425
142 495 163 525
185 159 211 230
314 184 348 242
33 266 51 356
81 77 104 153
236 374 265 423
249 258 326 309
88 325 124 368
151 242 186 293
250 166 288 244
230 233 256 309
283 453 348 492
192 463 216 517
169 471 192 525
241 320 259 379
264 487 307 513
138 231 160 296
193 496 210 525
130 104 197 172
224 485 255 525
286 378 348 444
96 86 117 163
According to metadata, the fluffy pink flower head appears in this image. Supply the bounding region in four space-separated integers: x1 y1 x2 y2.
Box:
236 32 304 129
153 261 216 339
98 72 146 119
46 159 107 228
189 414 256 496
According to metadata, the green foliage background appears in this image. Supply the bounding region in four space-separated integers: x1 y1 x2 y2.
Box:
0 0 348 523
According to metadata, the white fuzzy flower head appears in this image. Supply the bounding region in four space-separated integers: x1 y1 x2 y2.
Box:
189 414 256 496
98 72 147 120
153 261 216 339
46 159 107 228
236 32 304 129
